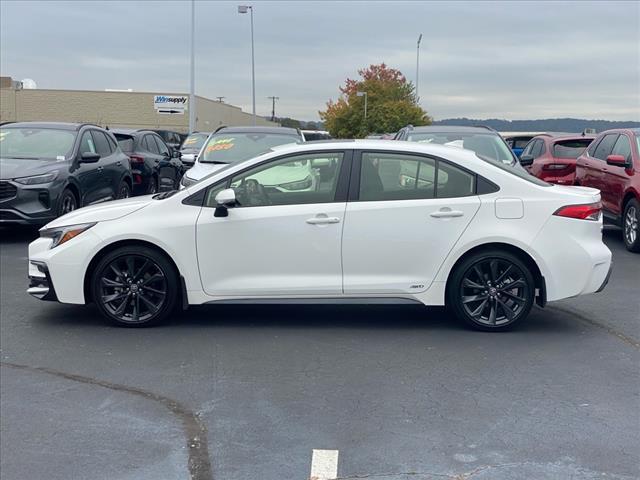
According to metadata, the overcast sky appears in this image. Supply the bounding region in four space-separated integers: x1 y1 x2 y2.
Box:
1 1 639 121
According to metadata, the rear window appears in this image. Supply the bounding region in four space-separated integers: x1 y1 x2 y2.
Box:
200 132 300 164
553 139 593 158
115 134 135 153
406 132 515 165
477 153 551 187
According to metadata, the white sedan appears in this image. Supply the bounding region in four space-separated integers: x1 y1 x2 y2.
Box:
27 141 612 330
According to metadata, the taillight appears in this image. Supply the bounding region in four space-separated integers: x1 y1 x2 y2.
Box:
553 202 602 221
129 154 144 165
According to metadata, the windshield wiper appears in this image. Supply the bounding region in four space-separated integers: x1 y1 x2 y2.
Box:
2 155 40 160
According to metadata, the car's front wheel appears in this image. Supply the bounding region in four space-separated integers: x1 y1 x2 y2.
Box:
57 188 77 217
91 246 179 327
117 181 131 199
623 199 640 252
447 250 535 331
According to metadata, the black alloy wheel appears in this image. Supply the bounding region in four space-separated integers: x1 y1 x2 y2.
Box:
58 189 77 216
92 247 178 326
448 250 535 331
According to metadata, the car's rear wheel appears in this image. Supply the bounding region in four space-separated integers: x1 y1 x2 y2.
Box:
57 188 77 217
91 246 178 327
448 250 535 331
623 199 639 252
117 181 131 199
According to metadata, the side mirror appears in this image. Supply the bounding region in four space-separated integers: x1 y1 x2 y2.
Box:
172 149 181 158
519 154 534 166
214 188 236 217
606 154 629 168
80 152 100 163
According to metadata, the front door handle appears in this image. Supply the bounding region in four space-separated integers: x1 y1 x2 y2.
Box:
306 215 340 225
116 161 122 166
430 209 464 218
97 166 104 172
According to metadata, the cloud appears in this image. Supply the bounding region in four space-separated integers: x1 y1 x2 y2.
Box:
1 0 638 121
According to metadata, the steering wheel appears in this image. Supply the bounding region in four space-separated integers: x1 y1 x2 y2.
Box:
239 178 271 206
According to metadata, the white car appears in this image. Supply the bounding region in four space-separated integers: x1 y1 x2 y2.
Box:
27 141 612 330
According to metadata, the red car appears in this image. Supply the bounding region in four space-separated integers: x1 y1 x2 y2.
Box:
519 133 595 185
575 128 640 252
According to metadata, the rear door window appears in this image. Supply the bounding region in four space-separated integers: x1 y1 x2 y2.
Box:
153 135 170 156
144 135 160 154
592 134 619 161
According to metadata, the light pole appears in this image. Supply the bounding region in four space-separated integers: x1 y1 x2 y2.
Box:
238 5 256 125
189 0 196 133
356 91 367 120
416 33 422 101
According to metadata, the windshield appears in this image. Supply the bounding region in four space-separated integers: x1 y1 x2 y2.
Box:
200 133 299 164
553 139 593 158
0 127 76 160
181 133 208 151
407 132 515 165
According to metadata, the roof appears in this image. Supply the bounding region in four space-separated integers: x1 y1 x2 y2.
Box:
215 126 300 136
407 125 497 134
0 121 91 130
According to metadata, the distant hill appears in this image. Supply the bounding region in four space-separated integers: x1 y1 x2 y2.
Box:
432 118 640 133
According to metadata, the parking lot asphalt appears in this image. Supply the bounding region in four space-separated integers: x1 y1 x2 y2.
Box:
1 226 638 480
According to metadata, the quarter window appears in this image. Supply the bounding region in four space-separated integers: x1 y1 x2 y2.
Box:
215 152 344 208
592 134 619 161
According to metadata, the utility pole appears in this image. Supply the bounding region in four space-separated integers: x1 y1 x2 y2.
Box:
189 0 196 133
267 96 279 122
416 33 423 101
216 96 226 103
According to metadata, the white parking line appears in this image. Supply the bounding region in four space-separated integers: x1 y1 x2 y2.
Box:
310 449 339 480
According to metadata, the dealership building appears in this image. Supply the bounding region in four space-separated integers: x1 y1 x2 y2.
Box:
0 76 275 132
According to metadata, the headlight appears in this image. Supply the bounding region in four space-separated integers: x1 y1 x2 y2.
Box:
14 172 58 185
180 174 198 188
280 175 312 191
40 222 96 249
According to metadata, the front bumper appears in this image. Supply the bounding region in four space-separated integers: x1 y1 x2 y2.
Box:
0 180 59 225
27 261 58 301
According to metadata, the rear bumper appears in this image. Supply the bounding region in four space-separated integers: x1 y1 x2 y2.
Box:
595 261 613 293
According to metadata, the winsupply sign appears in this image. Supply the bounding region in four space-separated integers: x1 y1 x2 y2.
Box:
154 95 188 114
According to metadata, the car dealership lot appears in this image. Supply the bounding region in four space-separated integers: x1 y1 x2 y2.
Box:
0 228 638 480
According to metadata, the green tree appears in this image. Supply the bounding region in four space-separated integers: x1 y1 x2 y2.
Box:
319 63 431 138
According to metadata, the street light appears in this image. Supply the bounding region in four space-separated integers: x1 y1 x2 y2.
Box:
189 0 196 133
238 5 256 125
416 33 423 101
356 91 367 120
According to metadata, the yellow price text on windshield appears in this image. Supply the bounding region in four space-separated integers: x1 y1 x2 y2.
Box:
206 138 235 153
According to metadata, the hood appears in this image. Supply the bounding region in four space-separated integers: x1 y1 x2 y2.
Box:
185 161 228 181
0 157 65 180
43 196 153 229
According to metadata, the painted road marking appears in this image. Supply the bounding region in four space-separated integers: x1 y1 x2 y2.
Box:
310 449 339 480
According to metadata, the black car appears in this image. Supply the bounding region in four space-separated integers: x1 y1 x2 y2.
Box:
394 125 519 166
0 122 132 225
149 129 184 154
113 130 183 195
179 131 210 168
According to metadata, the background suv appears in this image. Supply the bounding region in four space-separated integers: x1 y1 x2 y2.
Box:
149 129 184 154
519 133 595 185
575 128 639 252
113 130 183 195
0 122 132 225
394 125 519 166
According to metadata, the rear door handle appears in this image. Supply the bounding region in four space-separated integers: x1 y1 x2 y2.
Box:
430 209 464 218
97 166 104 172
306 215 340 225
116 161 122 166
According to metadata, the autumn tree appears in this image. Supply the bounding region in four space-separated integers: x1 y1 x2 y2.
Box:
319 63 431 138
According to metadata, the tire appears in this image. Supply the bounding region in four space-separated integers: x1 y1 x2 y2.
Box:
91 246 179 327
117 181 131 199
57 188 77 217
147 176 158 194
622 199 640 252
447 249 535 331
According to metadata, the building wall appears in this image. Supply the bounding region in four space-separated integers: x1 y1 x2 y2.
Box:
0 88 276 131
